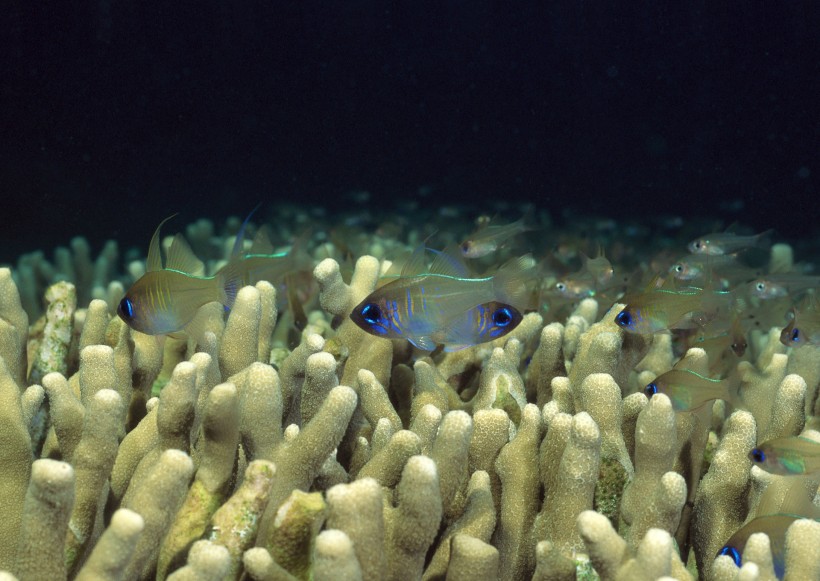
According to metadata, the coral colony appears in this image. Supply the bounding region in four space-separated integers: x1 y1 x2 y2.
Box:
1 207 820 581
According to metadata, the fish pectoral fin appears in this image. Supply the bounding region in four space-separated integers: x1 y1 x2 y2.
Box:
407 335 437 351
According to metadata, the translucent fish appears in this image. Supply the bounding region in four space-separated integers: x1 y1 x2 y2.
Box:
118 212 307 336
717 479 820 578
551 247 614 299
688 229 772 255
350 249 535 351
460 217 531 258
615 279 739 334
750 274 820 300
780 304 820 348
643 367 739 412
749 436 820 475
716 514 797 578
669 254 748 282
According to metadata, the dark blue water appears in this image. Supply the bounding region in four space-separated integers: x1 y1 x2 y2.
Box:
3 2 818 262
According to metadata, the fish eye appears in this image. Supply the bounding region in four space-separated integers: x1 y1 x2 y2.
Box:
792 328 800 343
360 303 382 325
717 545 741 566
695 241 703 249
555 282 567 292
615 310 633 328
750 448 766 463
492 307 513 327
119 297 134 320
460 242 471 253
755 282 766 292
673 264 684 273
644 382 658 397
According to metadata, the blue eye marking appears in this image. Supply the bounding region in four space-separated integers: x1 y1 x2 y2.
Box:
792 328 800 342
717 545 741 566
492 307 513 327
615 310 634 329
361 303 382 325
119 298 134 319
750 448 765 463
644 382 658 397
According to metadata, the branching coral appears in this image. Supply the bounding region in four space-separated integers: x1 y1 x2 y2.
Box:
2 220 820 581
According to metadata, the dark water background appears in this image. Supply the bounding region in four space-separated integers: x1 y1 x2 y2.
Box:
2 2 818 262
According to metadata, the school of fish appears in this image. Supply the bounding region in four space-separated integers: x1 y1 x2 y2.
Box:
117 210 820 577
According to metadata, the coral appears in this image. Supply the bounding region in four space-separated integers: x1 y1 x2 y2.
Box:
3 216 820 581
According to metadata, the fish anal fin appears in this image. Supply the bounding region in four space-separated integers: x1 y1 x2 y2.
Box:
408 335 437 351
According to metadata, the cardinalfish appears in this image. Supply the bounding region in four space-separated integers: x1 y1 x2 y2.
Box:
717 479 820 579
118 212 310 336
460 217 531 259
615 278 740 334
780 303 820 347
350 247 535 351
750 435 820 475
551 247 614 299
643 366 741 412
750 274 820 300
688 229 772 255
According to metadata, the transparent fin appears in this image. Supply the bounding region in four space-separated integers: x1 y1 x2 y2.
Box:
146 214 178 272
165 234 205 275
428 246 470 278
407 335 437 351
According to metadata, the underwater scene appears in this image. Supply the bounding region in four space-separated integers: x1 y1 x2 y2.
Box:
2 3 819 581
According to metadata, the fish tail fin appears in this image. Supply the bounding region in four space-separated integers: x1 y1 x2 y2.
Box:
493 254 537 309
216 256 247 310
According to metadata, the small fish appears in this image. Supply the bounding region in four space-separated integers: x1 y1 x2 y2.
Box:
717 478 820 579
750 274 820 300
551 247 614 299
749 436 820 475
615 279 739 334
644 367 739 411
460 217 531 258
716 514 797 578
688 229 772 255
669 254 749 282
118 212 306 336
780 304 820 348
350 248 534 351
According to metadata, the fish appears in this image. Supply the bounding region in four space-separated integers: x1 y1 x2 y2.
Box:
460 217 531 258
750 274 820 300
780 304 820 348
551 247 614 299
688 229 772 255
669 254 752 283
717 478 820 579
716 514 797 578
117 211 308 336
615 278 739 334
350 248 535 351
749 435 820 475
643 367 740 411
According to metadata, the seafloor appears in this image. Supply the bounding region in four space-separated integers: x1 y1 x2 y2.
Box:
0 202 818 581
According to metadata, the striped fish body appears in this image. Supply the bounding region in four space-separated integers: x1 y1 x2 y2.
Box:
350 273 522 351
117 270 222 335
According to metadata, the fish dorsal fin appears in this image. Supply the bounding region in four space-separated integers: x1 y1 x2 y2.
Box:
231 204 262 257
166 234 205 275
147 214 179 272
401 246 428 276
250 226 275 255
756 477 820 519
428 246 470 278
